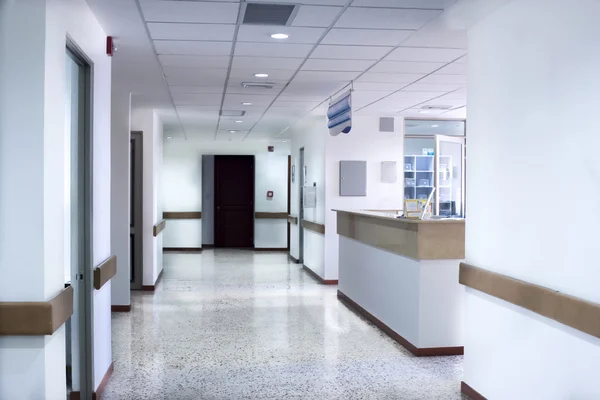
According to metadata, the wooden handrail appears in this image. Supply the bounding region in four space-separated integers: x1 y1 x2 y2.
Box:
460 263 600 339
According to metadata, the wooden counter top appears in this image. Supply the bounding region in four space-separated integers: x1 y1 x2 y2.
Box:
334 209 465 260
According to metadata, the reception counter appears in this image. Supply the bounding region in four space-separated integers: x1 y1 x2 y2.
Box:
334 209 465 356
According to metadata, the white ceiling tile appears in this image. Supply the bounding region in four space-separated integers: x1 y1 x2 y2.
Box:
435 62 468 75
224 93 276 106
302 58 375 72
165 67 227 86
292 6 343 27
141 1 239 23
336 7 441 30
418 74 468 85
311 45 393 60
170 86 225 94
294 70 361 82
256 0 347 4
399 18 467 49
148 23 235 41
352 0 445 8
232 57 303 70
235 42 313 58
278 94 327 102
229 68 296 81
369 61 445 74
159 55 230 68
352 81 404 91
358 72 423 83
403 83 464 92
385 47 466 62
352 91 394 107
154 41 232 56
393 90 447 99
321 28 413 46
172 93 222 107
238 26 325 44
285 80 347 96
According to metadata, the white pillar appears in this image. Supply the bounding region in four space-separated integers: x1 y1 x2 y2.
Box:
0 2 66 398
464 0 600 398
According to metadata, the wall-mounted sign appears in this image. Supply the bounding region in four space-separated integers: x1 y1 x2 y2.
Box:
328 90 352 136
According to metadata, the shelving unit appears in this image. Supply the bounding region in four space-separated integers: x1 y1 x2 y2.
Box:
404 154 454 210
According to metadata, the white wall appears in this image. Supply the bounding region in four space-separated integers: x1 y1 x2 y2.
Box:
0 0 112 396
290 116 327 273
464 0 600 398
324 116 404 280
162 140 291 249
131 108 164 285
255 154 289 249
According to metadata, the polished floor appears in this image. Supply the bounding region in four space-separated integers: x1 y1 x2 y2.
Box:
104 250 464 399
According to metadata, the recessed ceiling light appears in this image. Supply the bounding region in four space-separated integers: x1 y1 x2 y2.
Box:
242 102 252 106
282 140 289 143
229 130 237 134
254 73 269 78
431 124 439 128
235 120 243 123
271 33 290 40
166 136 173 139
419 110 430 114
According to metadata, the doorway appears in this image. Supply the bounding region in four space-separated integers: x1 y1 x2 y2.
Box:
65 43 94 400
298 148 305 263
130 131 143 290
214 155 255 248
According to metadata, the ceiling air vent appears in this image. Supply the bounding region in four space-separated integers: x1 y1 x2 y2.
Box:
242 3 298 26
220 110 246 117
242 82 276 89
421 105 453 111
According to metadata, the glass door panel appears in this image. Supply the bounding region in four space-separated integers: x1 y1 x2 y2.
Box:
435 135 465 217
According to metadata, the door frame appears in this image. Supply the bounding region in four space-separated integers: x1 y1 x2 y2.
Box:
434 134 466 217
130 131 143 290
213 155 256 248
298 148 305 264
66 39 94 400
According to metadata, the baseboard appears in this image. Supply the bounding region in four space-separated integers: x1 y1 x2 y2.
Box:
203 244 215 249
461 382 487 400
163 247 202 253
337 290 464 357
289 254 300 264
254 248 288 252
111 305 131 312
142 268 164 292
70 361 114 400
302 264 338 285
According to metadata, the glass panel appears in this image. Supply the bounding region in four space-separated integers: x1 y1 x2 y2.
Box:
436 137 464 217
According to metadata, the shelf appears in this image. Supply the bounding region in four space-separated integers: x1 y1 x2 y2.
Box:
416 170 433 172
416 186 434 188
404 170 415 173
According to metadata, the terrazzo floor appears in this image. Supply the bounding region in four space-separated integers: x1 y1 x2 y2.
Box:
104 250 464 400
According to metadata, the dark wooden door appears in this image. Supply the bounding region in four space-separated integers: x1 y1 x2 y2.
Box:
214 155 255 248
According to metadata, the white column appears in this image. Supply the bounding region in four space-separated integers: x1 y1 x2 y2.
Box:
0 2 65 399
464 0 600 398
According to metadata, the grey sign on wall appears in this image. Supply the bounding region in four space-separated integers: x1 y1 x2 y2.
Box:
339 160 367 196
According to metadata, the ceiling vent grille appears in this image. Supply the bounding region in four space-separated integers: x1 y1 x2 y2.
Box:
421 105 453 111
242 82 276 89
220 110 246 117
242 3 297 26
